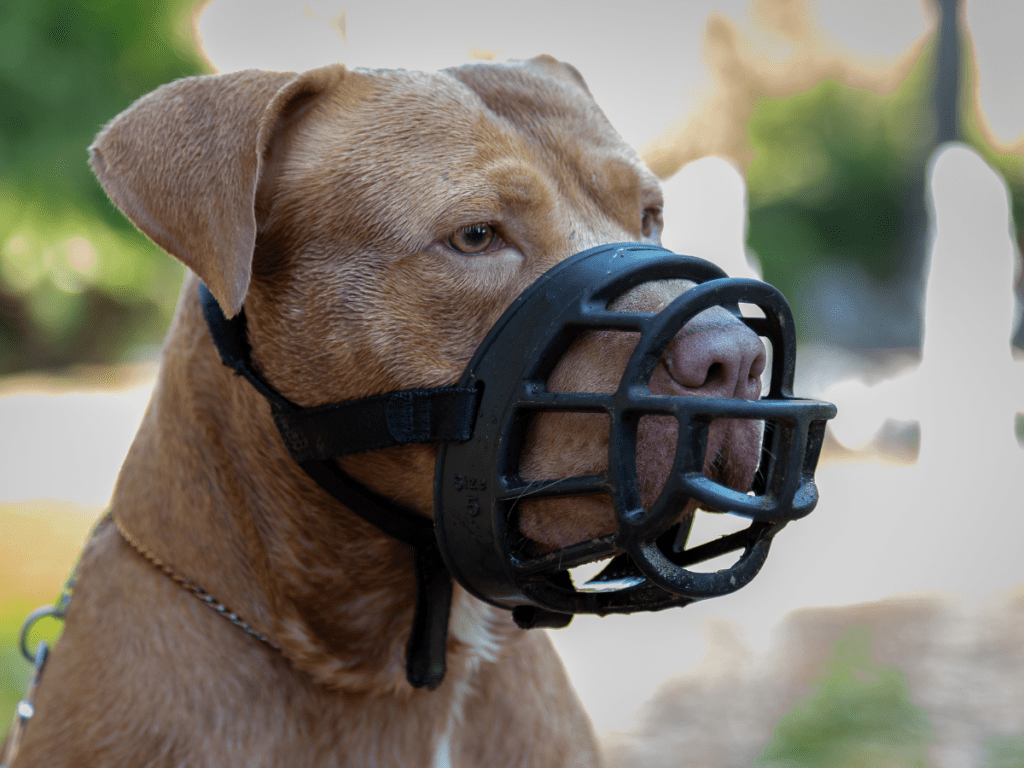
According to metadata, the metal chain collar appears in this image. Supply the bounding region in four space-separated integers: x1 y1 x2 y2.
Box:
2 525 81 768
111 515 280 651
0 513 282 768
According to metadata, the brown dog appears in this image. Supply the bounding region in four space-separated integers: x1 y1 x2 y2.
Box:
14 57 765 767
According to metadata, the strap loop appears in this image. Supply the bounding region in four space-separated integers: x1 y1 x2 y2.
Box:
200 281 470 689
272 387 478 462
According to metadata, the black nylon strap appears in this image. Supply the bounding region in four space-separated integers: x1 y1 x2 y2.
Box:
199 282 293 412
199 282 465 689
273 387 478 462
200 282 479 460
299 457 452 689
298 459 435 548
407 545 454 690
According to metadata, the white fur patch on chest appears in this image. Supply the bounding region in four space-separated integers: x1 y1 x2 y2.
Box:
431 730 454 768
431 589 510 767
449 587 504 665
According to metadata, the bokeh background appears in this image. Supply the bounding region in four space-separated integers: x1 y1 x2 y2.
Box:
2 1 1022 765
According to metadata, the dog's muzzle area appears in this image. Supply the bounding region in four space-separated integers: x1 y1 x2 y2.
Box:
515 289 768 551
201 241 836 686
434 243 837 629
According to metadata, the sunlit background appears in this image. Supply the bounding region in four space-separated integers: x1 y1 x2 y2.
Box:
2 1 1023 765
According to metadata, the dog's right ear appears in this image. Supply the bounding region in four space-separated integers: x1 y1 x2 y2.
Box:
89 65 347 317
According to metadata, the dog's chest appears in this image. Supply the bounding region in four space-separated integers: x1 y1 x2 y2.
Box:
431 591 510 767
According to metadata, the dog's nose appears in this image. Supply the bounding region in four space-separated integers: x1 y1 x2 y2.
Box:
662 307 766 400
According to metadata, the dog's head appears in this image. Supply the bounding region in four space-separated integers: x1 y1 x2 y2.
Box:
90 56 768 547
88 61 846 696
90 56 837 689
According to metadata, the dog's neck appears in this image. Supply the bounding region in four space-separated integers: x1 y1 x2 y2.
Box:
111 285 461 693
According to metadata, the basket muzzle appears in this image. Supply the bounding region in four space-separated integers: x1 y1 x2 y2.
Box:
434 243 837 629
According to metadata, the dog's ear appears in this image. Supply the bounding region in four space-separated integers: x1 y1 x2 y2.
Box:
524 55 593 96
89 65 347 317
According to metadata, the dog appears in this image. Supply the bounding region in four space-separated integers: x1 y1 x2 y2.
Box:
13 56 766 767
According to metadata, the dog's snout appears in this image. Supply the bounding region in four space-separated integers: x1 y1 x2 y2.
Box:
662 308 766 400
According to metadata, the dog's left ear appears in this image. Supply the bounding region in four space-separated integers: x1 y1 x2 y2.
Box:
90 65 347 317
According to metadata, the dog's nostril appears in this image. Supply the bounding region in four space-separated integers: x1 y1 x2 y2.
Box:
702 362 725 389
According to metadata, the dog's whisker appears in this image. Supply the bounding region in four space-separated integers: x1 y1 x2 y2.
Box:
512 476 574 503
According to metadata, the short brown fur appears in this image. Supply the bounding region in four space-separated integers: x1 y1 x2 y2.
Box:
16 57 765 767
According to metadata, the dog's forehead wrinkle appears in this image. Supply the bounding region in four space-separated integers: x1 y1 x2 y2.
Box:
273 66 653 261
446 58 653 222
279 153 510 257
280 77 493 205
454 74 616 163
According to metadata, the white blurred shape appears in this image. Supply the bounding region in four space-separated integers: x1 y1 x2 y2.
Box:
0 385 151 506
966 2 1024 146
824 376 894 450
917 144 1023 463
196 0 743 153
826 144 1024 455
923 144 1017 365
816 0 927 60
660 156 762 280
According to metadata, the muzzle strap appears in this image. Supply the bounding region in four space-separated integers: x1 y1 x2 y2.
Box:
273 387 478 462
299 457 452 689
199 282 465 690
198 283 478 460
199 282 294 412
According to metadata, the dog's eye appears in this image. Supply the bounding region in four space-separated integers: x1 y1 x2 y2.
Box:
449 224 497 255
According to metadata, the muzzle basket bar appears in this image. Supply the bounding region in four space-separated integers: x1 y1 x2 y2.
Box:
434 243 836 625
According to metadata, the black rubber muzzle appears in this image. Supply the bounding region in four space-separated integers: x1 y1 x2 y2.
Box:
434 243 836 629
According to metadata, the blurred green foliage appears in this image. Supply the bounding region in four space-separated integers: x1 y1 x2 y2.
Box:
748 70 928 274
754 626 934 768
746 70 929 332
985 734 1024 768
746 36 1024 347
0 0 208 373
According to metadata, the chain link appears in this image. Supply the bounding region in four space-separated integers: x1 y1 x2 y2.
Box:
113 516 280 651
2 513 280 767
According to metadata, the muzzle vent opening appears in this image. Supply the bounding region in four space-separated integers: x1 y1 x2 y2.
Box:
662 508 759 576
544 329 639 395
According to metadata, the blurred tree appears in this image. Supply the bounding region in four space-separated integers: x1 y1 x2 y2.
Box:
746 35 1024 350
747 75 926 277
0 0 208 374
746 62 933 350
